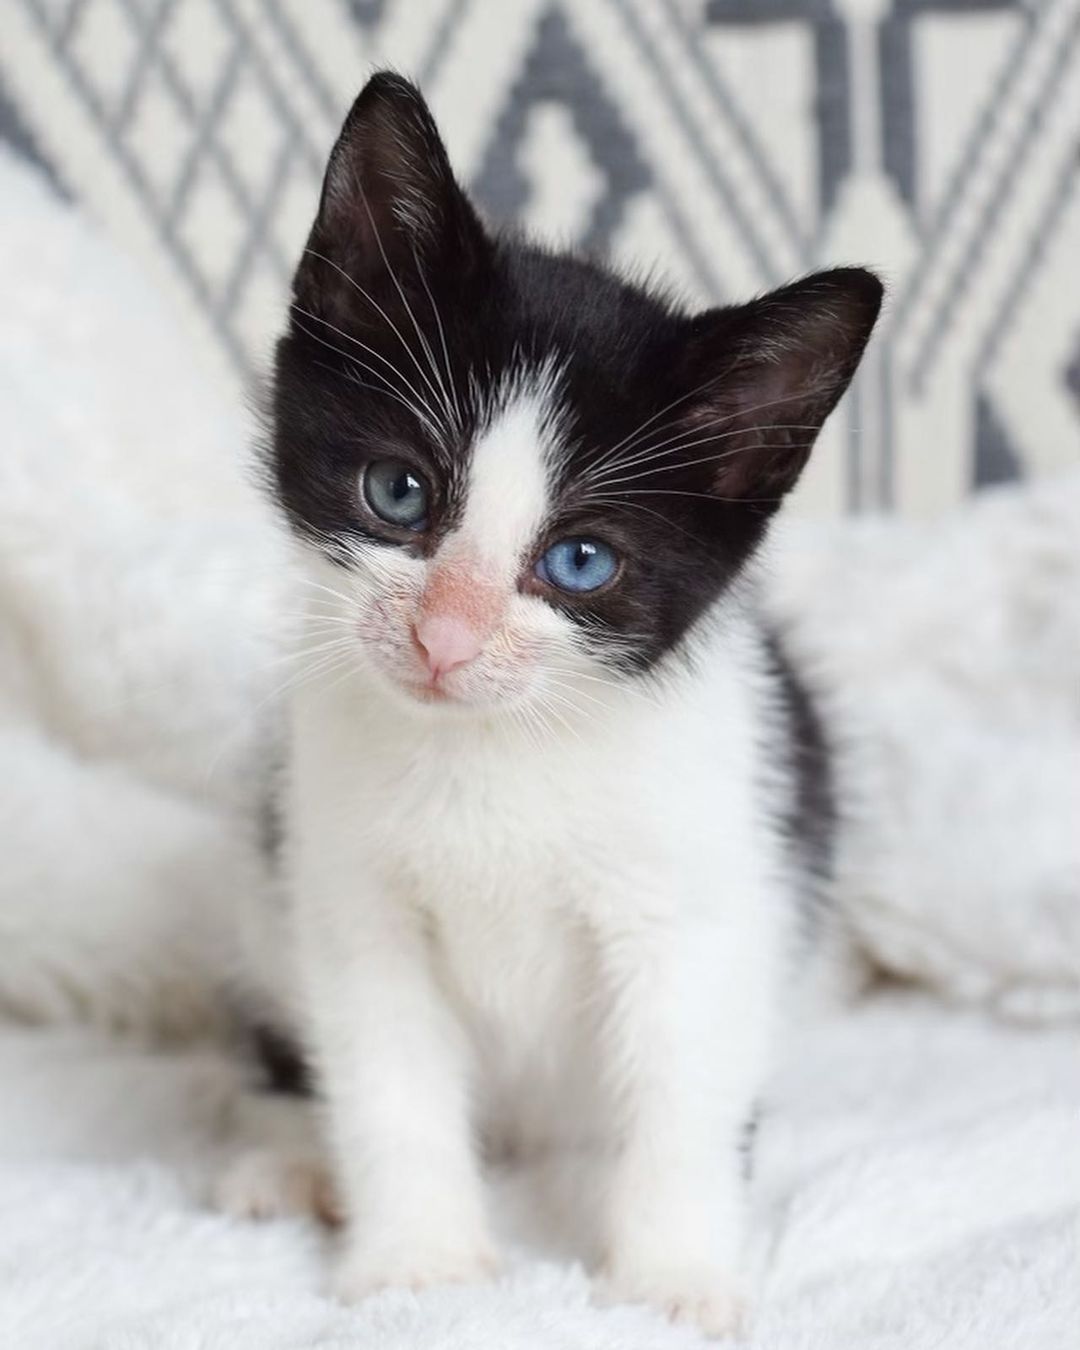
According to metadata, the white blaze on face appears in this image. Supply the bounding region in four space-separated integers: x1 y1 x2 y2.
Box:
413 380 563 676
456 382 560 577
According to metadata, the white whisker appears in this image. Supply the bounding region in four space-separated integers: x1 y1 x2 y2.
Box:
583 382 844 489
582 441 808 500
583 368 735 480
291 304 444 440
304 246 451 434
586 421 819 489
412 244 463 433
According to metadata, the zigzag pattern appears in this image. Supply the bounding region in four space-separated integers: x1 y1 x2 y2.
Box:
1 0 1076 514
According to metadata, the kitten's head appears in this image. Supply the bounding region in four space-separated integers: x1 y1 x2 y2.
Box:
272 72 881 715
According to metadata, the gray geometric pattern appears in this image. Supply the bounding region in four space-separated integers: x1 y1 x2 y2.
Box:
1068 339 1080 410
28 0 342 377
974 392 1023 487
473 6 650 255
878 0 1022 214
0 72 67 196
708 0 852 221
1 0 1077 514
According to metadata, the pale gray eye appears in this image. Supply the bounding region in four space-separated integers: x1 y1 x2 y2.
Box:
363 459 429 530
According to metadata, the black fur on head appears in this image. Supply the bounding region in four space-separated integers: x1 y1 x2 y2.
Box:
272 71 883 672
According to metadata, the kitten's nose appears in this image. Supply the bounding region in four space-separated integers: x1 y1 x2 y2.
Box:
413 614 483 678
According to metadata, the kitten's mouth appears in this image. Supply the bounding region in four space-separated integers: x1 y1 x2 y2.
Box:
400 675 458 705
413 683 453 703
397 671 519 711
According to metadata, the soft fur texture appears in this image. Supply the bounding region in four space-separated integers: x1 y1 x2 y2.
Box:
263 75 881 1334
1 126 1079 1349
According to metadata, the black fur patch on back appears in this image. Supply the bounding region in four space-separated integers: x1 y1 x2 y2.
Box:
250 1021 312 1097
764 630 836 931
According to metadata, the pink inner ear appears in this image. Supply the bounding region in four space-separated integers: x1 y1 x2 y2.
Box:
688 351 819 501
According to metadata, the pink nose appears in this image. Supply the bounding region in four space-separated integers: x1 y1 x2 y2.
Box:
413 614 483 678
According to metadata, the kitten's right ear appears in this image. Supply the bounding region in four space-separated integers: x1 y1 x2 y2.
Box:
294 71 486 318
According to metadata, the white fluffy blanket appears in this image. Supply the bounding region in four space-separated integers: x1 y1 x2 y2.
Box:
2 996 1077 1349
2 148 1078 1347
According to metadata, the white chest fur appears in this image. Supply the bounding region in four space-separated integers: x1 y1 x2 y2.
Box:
279 610 798 1336
286 621 787 1066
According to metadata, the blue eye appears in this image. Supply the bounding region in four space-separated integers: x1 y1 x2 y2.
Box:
536 538 618 594
363 459 429 530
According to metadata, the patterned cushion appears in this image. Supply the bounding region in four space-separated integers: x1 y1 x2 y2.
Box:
1 0 1077 515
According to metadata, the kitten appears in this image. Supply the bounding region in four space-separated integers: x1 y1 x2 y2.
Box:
257 72 881 1336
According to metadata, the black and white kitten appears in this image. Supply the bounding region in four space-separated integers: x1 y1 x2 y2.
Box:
249 72 880 1337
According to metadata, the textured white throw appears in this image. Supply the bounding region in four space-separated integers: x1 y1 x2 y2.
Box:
1 999 1077 1349
1 147 1078 1347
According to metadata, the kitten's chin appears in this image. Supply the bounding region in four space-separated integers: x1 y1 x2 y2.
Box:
402 682 457 707
367 671 457 713
401 683 530 716
377 669 529 717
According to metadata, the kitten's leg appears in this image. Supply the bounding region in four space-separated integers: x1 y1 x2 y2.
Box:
297 886 496 1300
595 913 776 1337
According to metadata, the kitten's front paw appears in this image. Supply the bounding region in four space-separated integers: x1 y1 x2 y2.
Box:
596 1262 747 1340
212 1148 342 1226
332 1237 499 1304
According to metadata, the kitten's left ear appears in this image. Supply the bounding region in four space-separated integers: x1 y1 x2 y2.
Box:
679 268 883 502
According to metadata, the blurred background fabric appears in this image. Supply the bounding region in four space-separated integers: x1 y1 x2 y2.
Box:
1 0 1077 516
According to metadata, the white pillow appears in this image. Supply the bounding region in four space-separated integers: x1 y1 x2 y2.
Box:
768 473 1080 1022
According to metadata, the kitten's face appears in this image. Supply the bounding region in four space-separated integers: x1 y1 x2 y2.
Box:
288 371 638 712
272 74 882 715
